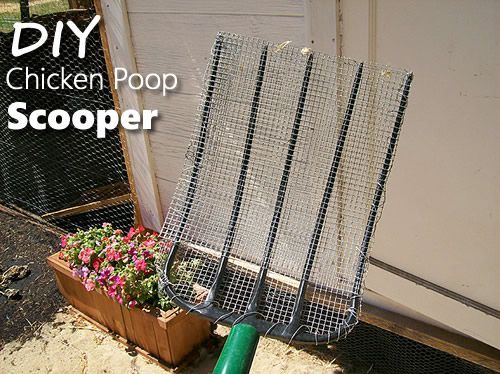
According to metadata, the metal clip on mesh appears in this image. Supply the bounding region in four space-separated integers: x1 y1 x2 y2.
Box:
158 32 413 344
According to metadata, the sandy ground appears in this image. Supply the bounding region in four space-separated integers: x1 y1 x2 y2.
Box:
0 308 346 374
0 208 353 373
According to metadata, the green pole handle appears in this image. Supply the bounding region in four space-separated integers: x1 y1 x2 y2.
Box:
213 323 260 374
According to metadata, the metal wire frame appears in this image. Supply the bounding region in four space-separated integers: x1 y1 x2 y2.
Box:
158 32 413 343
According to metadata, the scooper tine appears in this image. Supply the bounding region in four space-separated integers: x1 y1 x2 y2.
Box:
352 72 414 296
246 53 314 314
205 45 270 304
286 63 364 334
174 36 223 242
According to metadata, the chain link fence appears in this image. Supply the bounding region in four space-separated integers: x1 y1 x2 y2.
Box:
0 0 135 232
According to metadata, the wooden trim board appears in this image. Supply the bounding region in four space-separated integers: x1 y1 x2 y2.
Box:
41 194 131 219
365 264 500 353
94 0 164 231
360 303 500 372
304 0 337 55
93 0 142 227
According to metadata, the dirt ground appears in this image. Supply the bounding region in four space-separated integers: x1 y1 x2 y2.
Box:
0 309 350 374
0 208 65 347
0 207 360 373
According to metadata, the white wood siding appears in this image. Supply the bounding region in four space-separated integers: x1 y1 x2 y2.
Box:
122 0 499 348
125 1 305 216
339 0 500 348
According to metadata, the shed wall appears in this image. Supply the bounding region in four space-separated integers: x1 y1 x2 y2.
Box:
123 0 500 348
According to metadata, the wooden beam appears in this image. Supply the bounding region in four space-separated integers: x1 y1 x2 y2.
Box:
360 303 500 372
20 0 30 21
93 0 164 231
42 194 131 219
304 0 337 55
93 0 141 227
0 204 65 236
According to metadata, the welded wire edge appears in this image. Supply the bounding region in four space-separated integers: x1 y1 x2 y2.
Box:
173 36 223 242
352 72 414 297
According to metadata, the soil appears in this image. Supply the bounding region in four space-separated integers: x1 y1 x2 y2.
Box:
0 208 65 348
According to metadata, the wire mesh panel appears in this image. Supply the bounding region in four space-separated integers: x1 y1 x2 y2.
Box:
0 1 135 231
159 32 412 343
335 322 493 374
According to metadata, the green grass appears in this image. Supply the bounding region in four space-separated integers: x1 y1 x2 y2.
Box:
29 0 68 17
0 0 69 33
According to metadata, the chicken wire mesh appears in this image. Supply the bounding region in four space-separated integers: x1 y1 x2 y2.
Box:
334 322 493 374
0 1 135 232
159 32 413 343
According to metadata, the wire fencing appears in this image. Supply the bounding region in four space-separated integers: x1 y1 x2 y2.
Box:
0 0 136 232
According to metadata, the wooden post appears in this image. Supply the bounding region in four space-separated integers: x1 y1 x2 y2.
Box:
20 0 30 21
93 0 164 231
304 0 337 55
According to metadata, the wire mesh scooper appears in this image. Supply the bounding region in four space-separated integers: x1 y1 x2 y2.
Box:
158 32 413 373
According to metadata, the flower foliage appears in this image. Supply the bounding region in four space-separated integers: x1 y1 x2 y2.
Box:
59 223 175 310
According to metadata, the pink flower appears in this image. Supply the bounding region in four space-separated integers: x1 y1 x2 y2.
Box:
83 279 95 291
74 266 90 279
106 247 121 262
102 222 111 228
143 239 156 248
81 266 90 278
97 266 113 286
134 259 147 272
60 234 69 248
78 248 94 264
110 275 125 288
92 258 103 272
126 227 136 241
128 300 137 308
101 266 114 278
107 286 117 299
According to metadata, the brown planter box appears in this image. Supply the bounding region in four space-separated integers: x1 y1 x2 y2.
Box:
47 253 210 366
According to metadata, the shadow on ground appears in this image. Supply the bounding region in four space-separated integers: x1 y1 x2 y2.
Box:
0 209 66 348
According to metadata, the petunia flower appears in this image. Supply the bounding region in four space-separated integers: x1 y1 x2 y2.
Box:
126 227 136 241
83 279 96 291
60 234 68 248
143 239 156 248
106 247 121 262
134 259 147 272
92 258 103 272
78 248 94 264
